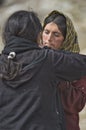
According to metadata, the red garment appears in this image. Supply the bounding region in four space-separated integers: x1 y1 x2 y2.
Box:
65 113 80 130
59 76 86 130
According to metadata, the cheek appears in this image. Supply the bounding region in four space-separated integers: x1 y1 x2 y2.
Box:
55 39 63 49
43 31 49 38
42 33 47 40
42 34 48 45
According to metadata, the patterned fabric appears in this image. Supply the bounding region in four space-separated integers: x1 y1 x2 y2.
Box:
43 10 80 53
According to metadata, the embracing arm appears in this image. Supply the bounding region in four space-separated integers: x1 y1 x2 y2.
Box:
52 50 86 81
59 77 86 114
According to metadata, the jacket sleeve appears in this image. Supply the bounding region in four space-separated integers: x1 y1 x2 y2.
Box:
59 78 86 114
52 50 86 81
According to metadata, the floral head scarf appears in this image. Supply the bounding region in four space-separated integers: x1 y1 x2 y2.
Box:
43 10 80 53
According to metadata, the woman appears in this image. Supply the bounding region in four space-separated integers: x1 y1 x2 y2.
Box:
42 10 86 130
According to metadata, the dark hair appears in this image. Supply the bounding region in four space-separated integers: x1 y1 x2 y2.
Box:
43 11 66 39
3 10 42 44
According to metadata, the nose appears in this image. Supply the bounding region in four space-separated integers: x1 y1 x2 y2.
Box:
47 33 53 41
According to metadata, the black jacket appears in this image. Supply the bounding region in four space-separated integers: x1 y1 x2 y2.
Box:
0 36 86 130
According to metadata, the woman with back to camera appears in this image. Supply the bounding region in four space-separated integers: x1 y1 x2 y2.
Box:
42 10 86 130
0 10 86 130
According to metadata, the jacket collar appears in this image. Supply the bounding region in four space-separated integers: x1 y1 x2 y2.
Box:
2 36 40 54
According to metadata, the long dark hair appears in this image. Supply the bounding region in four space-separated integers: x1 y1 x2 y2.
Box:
1 10 42 81
3 10 42 44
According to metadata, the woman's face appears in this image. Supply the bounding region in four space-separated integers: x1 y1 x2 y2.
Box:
42 22 64 49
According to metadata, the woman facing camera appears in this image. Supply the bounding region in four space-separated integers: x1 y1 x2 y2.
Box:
42 10 86 130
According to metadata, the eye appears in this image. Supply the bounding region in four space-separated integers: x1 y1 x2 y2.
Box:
54 32 59 37
43 30 49 34
54 32 62 37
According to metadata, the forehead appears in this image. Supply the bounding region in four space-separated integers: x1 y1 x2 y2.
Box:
44 22 59 31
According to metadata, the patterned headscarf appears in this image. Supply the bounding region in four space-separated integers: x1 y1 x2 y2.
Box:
43 10 80 53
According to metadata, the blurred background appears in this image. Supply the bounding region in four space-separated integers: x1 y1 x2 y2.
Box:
0 0 86 129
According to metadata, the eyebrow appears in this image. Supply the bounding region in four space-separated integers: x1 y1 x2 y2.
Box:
44 28 62 33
